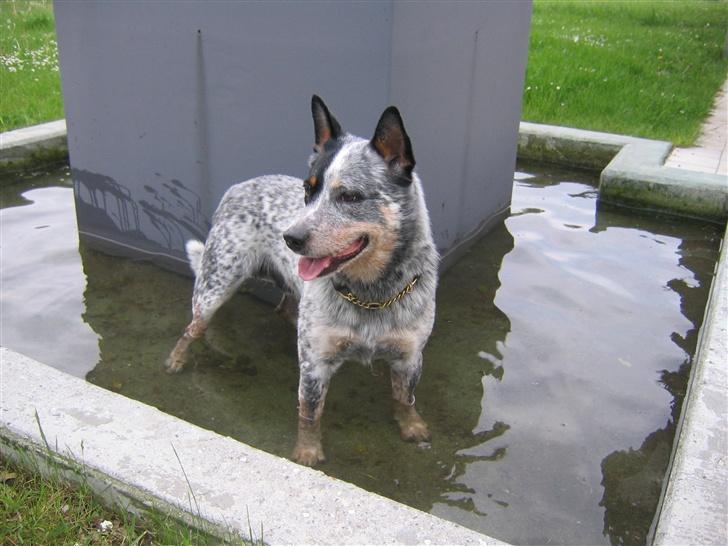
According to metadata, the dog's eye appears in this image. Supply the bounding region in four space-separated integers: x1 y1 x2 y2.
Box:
339 191 364 204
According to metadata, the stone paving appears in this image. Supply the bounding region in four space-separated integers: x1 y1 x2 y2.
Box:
666 80 728 176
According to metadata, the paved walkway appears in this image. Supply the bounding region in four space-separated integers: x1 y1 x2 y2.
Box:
665 80 727 176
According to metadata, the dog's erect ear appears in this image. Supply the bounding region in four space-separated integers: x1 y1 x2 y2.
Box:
371 106 415 182
311 95 342 153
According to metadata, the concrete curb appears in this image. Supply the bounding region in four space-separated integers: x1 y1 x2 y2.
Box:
651 224 728 546
0 347 504 546
518 121 728 221
0 119 68 176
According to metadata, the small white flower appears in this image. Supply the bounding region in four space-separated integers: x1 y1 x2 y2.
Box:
99 520 113 533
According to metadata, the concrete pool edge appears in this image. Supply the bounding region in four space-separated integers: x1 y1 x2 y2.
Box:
518 122 728 221
651 223 728 546
0 120 68 176
0 347 504 546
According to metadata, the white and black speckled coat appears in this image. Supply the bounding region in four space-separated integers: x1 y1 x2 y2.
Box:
167 96 438 466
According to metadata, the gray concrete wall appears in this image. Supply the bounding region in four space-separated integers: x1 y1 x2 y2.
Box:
54 1 532 272
390 2 532 255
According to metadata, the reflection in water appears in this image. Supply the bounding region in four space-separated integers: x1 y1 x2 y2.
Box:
0 170 100 377
593 205 715 546
0 164 722 546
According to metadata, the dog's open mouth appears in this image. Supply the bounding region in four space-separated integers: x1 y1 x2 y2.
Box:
298 236 369 281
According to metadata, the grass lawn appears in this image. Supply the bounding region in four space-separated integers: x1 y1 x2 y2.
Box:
0 0 63 132
0 457 242 545
524 0 728 145
1 1 727 145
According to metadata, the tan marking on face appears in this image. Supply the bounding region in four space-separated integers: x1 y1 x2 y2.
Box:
342 222 397 283
306 213 398 283
328 179 342 190
307 175 318 188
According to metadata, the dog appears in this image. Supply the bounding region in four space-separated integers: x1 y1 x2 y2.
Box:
166 96 438 466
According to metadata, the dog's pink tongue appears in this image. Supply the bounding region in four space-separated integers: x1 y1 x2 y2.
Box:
298 256 333 281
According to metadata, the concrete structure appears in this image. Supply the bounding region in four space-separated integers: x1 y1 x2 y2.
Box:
53 1 532 273
518 122 728 222
652 225 728 545
0 347 504 546
0 119 67 176
666 80 727 176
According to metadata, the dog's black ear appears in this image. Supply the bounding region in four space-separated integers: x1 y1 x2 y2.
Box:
371 106 415 183
311 95 342 153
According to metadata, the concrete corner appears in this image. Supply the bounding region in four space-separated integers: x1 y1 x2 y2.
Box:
601 140 728 222
518 121 728 222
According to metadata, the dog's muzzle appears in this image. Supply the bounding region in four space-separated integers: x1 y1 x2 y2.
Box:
283 229 309 254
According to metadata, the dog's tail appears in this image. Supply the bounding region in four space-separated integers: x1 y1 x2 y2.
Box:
185 239 205 277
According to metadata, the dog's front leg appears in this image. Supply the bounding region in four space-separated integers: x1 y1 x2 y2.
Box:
292 356 338 466
391 353 431 442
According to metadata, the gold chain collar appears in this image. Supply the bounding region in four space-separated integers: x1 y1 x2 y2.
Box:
334 275 421 310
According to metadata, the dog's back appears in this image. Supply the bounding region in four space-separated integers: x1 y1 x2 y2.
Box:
185 174 305 298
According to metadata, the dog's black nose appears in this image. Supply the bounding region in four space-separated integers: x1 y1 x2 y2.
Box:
283 231 308 253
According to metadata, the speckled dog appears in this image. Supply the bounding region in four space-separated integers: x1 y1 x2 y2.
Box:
166 96 438 466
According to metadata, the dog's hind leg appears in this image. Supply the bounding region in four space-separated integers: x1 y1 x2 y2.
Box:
165 241 257 373
165 310 208 373
390 353 431 442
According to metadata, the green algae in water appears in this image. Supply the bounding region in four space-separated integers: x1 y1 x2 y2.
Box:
0 163 722 545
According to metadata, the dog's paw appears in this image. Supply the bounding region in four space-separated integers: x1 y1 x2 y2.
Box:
394 402 431 442
291 443 326 467
400 418 431 443
164 355 186 374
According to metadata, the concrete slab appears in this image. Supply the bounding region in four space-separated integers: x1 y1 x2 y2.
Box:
692 79 726 151
0 119 68 176
0 347 504 546
652 225 728 546
666 79 727 176
667 148 723 174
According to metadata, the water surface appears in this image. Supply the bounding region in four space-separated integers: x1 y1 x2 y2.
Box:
0 164 721 545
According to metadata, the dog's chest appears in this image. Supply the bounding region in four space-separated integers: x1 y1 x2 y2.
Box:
311 323 418 364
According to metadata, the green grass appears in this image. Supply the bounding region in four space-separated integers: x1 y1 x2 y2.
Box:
0 456 243 545
0 0 63 131
523 0 728 145
1 1 727 141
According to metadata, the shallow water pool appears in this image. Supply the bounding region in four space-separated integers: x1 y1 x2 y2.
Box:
0 163 722 545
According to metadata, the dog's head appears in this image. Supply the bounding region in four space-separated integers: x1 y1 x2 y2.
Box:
284 95 418 284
